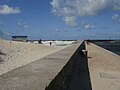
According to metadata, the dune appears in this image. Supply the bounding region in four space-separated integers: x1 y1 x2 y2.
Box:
0 39 66 76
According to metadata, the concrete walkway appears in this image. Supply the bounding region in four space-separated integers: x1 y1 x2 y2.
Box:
0 42 83 90
87 43 120 90
1 42 120 90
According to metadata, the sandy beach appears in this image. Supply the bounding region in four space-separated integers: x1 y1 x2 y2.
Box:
0 39 66 76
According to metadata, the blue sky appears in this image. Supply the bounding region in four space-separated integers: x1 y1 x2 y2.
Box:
0 0 120 40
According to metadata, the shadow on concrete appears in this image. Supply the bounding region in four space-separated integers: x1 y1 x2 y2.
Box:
0 51 6 56
0 51 6 63
68 51 92 90
0 56 4 63
88 56 92 59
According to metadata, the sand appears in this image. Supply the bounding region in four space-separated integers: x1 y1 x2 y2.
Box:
0 39 66 76
87 43 120 90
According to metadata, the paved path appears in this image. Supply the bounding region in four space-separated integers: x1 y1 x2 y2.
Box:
0 42 82 90
87 43 120 90
1 42 120 90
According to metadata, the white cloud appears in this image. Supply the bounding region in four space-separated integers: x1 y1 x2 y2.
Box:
0 5 20 15
112 14 120 23
51 0 120 26
112 14 119 20
113 1 120 11
0 21 4 25
23 25 29 29
84 24 95 29
113 5 120 11
17 20 30 31
80 22 95 29
64 16 77 27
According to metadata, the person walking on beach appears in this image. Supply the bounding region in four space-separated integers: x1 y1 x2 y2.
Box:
38 39 42 44
50 42 52 46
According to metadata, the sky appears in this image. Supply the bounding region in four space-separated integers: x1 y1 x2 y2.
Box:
0 0 120 40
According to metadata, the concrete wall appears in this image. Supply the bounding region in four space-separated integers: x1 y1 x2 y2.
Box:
45 42 90 90
0 41 92 90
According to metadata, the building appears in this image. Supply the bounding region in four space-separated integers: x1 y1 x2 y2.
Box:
12 36 28 42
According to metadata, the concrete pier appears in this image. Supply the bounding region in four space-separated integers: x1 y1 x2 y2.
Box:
87 43 120 90
0 41 120 90
0 41 91 90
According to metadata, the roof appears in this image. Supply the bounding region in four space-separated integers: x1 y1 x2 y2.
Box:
12 36 28 38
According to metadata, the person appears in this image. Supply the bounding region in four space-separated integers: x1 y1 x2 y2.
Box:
38 39 42 44
50 42 52 46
